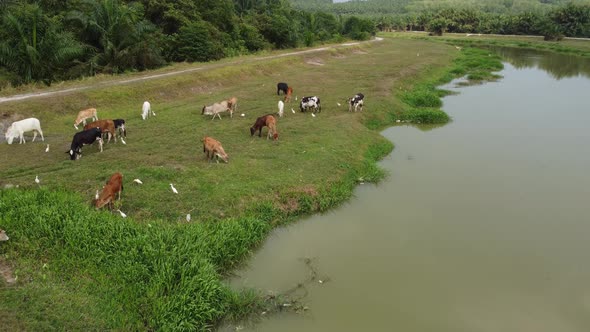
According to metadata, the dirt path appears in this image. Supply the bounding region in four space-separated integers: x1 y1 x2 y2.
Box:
0 38 383 105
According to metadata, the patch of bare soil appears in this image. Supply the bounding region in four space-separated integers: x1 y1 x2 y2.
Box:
0 258 16 285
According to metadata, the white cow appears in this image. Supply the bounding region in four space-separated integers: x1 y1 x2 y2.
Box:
202 101 231 120
277 100 285 117
141 101 156 120
5 118 44 144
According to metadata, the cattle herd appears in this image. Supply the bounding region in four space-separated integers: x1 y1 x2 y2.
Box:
2 82 365 219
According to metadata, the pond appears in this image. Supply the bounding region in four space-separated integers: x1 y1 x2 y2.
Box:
226 48 590 332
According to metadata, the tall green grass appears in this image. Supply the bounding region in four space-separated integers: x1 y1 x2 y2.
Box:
0 188 269 330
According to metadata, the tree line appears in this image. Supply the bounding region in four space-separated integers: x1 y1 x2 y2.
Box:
0 0 376 87
294 0 590 38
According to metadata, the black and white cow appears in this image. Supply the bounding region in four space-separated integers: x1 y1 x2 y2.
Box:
277 82 289 95
348 93 364 112
299 96 321 113
66 127 103 160
113 119 126 138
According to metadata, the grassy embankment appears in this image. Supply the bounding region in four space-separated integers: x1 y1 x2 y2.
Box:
0 37 502 330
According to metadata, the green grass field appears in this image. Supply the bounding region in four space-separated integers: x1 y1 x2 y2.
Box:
0 36 511 329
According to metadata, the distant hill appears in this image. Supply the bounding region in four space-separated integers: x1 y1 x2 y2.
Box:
290 0 590 16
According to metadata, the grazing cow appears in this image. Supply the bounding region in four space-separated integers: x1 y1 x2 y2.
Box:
348 93 365 112
277 100 285 118
250 114 279 139
299 96 321 113
141 101 155 120
0 229 8 242
95 172 123 209
202 101 231 120
266 115 279 140
66 127 103 160
284 87 293 103
4 118 44 144
202 136 229 163
113 119 127 139
227 97 238 116
277 82 289 95
84 119 116 143
74 108 98 129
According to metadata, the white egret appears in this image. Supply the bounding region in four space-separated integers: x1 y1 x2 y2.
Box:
45 144 49 152
117 209 127 218
133 179 143 184
35 175 40 184
170 183 179 194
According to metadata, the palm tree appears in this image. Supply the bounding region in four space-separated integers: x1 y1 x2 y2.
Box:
69 0 163 74
0 4 83 85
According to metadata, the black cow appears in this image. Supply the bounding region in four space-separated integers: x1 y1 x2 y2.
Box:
299 96 321 113
66 127 103 160
113 119 126 138
277 82 288 95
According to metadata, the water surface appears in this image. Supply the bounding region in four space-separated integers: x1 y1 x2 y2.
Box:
228 49 590 332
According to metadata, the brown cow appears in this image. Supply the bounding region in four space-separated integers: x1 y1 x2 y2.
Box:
284 87 293 103
202 136 229 163
95 172 123 210
250 114 274 138
84 119 117 143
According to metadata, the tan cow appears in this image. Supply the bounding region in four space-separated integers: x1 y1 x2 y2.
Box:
95 172 123 209
84 119 117 143
227 97 238 117
74 108 98 129
266 115 278 140
202 136 229 163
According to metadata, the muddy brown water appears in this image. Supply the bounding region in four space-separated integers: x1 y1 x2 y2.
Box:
226 48 590 332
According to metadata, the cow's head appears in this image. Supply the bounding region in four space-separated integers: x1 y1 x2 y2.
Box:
95 195 111 209
216 152 229 163
5 126 16 144
201 106 206 115
250 127 255 136
273 133 279 141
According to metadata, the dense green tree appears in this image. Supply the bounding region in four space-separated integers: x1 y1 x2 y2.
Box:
68 0 164 74
550 3 590 37
0 4 83 85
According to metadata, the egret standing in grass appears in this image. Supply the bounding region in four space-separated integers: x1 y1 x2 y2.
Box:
117 209 127 218
186 214 191 222
45 144 49 153
133 179 143 184
35 175 40 185
291 108 295 114
95 190 99 200
311 113 316 118
170 183 179 194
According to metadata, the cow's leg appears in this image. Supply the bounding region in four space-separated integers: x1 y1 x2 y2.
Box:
38 129 44 141
20 131 25 144
32 131 37 142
